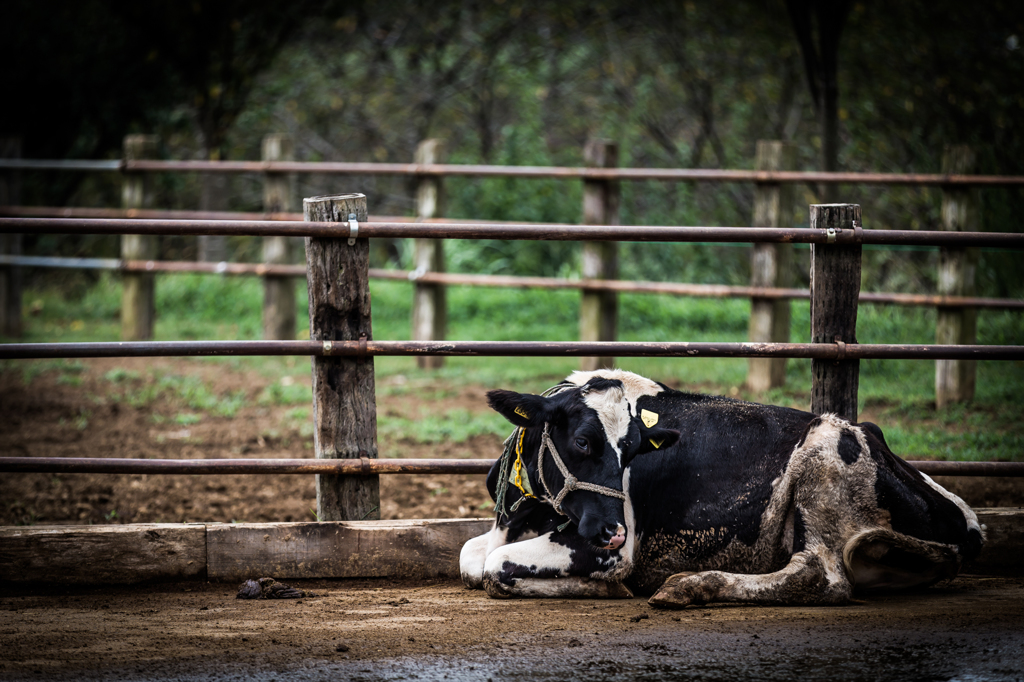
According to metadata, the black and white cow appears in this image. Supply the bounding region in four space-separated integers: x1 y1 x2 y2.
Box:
460 369 984 607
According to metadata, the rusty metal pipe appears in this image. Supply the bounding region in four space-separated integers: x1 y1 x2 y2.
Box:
0 457 494 475
4 157 1024 186
0 457 1019 477
0 254 1020 309
1 340 1021 361
3 217 1023 248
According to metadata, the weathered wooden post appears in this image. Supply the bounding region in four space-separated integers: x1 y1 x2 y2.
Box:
304 193 379 521
936 145 979 408
121 135 158 341
198 148 228 262
810 203 862 423
411 139 446 370
0 137 22 338
262 134 296 340
747 141 796 392
579 140 620 372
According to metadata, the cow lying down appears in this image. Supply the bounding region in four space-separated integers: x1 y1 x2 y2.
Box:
460 369 983 607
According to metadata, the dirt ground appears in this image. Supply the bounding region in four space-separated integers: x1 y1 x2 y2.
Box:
1 575 1022 681
0 357 500 526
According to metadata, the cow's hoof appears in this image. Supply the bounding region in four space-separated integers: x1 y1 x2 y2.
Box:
648 572 721 609
461 572 484 590
648 588 692 609
482 576 517 599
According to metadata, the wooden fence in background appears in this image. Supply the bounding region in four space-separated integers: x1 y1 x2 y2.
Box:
2 136 1023 408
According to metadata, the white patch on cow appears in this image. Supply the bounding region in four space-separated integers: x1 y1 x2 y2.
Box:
918 471 983 538
485 524 510 556
614 467 637 578
483 532 574 579
459 527 494 589
566 369 663 465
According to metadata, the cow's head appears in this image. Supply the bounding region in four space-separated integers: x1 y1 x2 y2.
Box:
487 371 679 551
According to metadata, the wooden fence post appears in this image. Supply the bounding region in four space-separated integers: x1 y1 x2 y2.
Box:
747 141 795 392
198 148 228 263
580 139 620 372
936 145 979 408
411 139 446 370
810 203 862 423
262 134 296 340
121 135 158 341
0 137 22 338
304 193 379 522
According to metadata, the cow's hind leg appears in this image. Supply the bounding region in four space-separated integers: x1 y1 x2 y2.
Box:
844 528 962 592
482 532 632 599
648 546 852 608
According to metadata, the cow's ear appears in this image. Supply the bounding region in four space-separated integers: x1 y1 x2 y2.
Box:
487 390 552 428
634 426 680 457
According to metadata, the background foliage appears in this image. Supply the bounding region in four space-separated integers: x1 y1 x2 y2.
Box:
3 0 1023 296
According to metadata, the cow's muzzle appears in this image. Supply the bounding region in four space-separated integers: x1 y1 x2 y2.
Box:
602 524 627 551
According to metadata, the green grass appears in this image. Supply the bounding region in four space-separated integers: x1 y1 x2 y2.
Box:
6 271 1023 461
378 408 510 447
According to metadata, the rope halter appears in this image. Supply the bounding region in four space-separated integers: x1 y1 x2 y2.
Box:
537 422 626 516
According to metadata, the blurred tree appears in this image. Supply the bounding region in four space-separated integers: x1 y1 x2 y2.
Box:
785 0 852 201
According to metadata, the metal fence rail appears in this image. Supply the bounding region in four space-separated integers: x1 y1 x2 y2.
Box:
4 157 1024 186
3 217 1023 248
0 457 1020 477
2 340 1021 361
3 254 1021 309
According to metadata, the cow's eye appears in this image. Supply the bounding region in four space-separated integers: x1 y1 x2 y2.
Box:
574 437 589 452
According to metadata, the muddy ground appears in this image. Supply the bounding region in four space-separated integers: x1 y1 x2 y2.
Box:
1 576 1023 681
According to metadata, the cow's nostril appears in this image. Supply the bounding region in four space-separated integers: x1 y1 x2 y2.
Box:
604 524 627 550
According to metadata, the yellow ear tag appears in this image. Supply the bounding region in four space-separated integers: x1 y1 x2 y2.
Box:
641 409 659 428
649 438 665 449
514 406 529 420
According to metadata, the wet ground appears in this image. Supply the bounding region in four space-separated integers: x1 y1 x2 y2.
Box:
2 575 1022 681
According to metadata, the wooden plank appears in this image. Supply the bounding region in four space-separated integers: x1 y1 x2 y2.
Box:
0 512 1018 585
206 518 492 581
936 145 979 408
262 134 297 340
303 193 379 521
411 139 447 370
580 140 619 372
0 137 22 338
967 508 1024 577
120 135 158 341
747 141 795 392
810 203 862 422
0 523 206 585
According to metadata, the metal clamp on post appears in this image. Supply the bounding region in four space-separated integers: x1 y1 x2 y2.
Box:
347 213 359 246
834 335 847 362
826 226 837 244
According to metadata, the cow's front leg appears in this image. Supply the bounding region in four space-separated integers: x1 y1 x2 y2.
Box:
482 531 632 599
648 547 852 608
460 531 492 589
